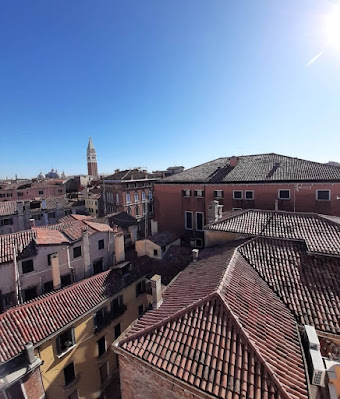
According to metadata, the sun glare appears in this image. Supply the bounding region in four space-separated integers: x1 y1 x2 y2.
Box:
324 5 340 51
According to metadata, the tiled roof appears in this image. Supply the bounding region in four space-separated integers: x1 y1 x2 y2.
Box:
39 218 112 241
147 232 180 247
118 247 308 399
0 196 71 217
161 153 340 183
104 169 156 181
239 237 340 335
0 266 146 363
0 230 37 263
206 209 340 256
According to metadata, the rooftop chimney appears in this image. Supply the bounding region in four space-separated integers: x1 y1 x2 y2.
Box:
150 274 163 309
114 232 125 263
192 249 199 262
25 342 35 366
30 218 35 228
229 156 239 167
51 253 61 290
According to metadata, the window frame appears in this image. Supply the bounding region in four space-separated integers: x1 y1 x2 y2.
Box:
194 189 204 198
278 189 291 200
97 336 106 358
56 328 76 357
245 190 254 200
214 190 223 198
185 211 193 230
183 189 191 197
22 259 34 274
134 192 139 203
316 189 331 201
63 362 76 387
98 239 104 250
195 212 204 231
73 246 82 259
233 190 243 200
135 280 146 297
125 192 131 204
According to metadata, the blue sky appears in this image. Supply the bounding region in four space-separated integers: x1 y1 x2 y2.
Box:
0 0 340 178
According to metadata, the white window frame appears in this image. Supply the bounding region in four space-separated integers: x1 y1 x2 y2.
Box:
125 193 131 204
316 189 331 201
183 189 191 197
233 190 243 200
142 191 146 202
185 211 193 230
278 189 290 200
195 212 204 231
245 190 254 200
116 193 119 205
232 208 242 211
194 189 203 198
134 192 139 203
214 190 223 198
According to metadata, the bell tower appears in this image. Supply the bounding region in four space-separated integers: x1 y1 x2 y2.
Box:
87 137 98 177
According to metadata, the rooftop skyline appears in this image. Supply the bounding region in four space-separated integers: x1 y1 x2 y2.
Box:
1 0 340 179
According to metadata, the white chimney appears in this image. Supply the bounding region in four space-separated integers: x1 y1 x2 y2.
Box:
150 274 163 309
192 249 199 262
82 227 91 277
208 200 222 223
30 218 35 228
51 253 61 290
114 232 125 263
25 342 35 366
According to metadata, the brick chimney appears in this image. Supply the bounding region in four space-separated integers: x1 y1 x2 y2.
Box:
51 253 61 290
229 156 239 167
150 274 163 309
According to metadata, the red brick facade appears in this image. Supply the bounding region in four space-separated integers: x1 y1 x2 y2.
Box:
0 368 45 399
154 182 340 238
118 351 212 399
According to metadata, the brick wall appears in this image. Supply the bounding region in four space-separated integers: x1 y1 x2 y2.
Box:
118 352 212 399
22 368 45 399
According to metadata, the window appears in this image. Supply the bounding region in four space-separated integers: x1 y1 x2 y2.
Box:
0 218 13 226
111 295 125 319
64 362 76 386
134 192 139 203
278 189 290 200
61 273 72 287
316 190 330 201
93 307 108 333
23 286 37 301
99 362 109 385
97 336 106 357
196 238 203 248
196 212 204 231
153 249 158 256
214 190 223 198
116 193 119 205
138 304 144 316
48 212 56 219
136 280 146 297
185 211 193 230
22 259 34 274
126 193 131 204
98 239 104 250
47 253 56 266
148 190 153 201
233 190 242 199
127 206 131 215
143 203 147 215
114 323 121 339
194 189 204 198
44 281 53 293
18 192 23 197
245 190 254 200
58 189 63 193
57 328 76 355
73 246 82 258
3 292 15 307
135 205 140 217
142 191 146 201
4 383 25 399
7 193 12 197
39 190 44 195
183 189 191 197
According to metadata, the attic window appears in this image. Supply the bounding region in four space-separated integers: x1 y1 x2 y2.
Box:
278 189 290 200
183 189 191 197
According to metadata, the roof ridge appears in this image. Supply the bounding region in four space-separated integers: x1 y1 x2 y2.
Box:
216 290 292 399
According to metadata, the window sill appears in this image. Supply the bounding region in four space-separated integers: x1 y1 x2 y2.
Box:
57 344 77 359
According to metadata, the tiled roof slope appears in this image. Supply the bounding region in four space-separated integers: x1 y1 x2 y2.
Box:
0 201 16 217
148 232 179 247
0 266 145 363
206 210 340 256
239 237 340 335
0 230 37 263
104 169 158 181
161 153 340 183
38 218 112 241
119 248 308 399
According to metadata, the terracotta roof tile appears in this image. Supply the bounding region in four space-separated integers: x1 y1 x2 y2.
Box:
0 266 146 363
118 247 309 399
161 153 340 183
0 230 37 263
206 209 340 256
